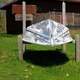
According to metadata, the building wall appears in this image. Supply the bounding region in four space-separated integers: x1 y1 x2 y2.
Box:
6 5 22 34
12 1 80 25
1 0 80 34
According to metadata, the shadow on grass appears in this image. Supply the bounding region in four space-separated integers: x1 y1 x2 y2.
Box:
23 49 69 67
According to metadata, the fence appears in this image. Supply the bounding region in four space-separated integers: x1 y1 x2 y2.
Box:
33 11 80 26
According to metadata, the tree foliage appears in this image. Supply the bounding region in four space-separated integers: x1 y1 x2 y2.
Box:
0 0 14 3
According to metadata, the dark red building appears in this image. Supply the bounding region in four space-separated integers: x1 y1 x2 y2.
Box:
0 0 80 34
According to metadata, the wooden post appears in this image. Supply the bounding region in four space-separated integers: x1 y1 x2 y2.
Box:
17 1 26 61
0 10 6 33
62 1 67 53
22 1 26 52
75 34 80 62
62 1 66 25
18 35 26 61
54 11 55 20
22 1 26 37
72 13 74 25
63 44 66 53
18 35 23 61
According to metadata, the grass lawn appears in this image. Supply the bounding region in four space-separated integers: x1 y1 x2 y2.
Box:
0 34 80 80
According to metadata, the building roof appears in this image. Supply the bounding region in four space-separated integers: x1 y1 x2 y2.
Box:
0 0 80 8
0 0 18 8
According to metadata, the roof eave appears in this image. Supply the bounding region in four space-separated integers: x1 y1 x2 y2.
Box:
59 0 80 2
0 0 18 9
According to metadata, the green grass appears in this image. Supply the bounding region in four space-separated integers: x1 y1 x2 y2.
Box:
0 34 80 80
